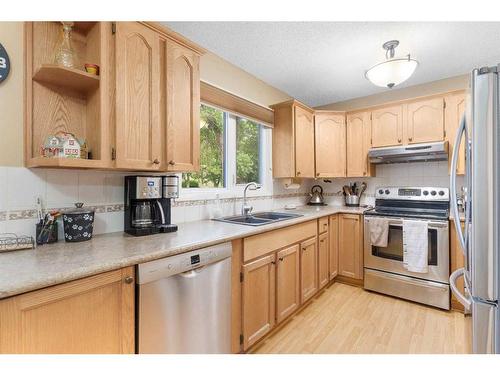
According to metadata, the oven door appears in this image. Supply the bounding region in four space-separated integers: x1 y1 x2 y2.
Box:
364 216 449 283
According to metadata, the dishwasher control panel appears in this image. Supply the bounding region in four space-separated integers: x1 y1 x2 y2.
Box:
137 242 232 284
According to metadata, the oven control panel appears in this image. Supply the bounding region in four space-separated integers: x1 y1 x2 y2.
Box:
375 187 449 201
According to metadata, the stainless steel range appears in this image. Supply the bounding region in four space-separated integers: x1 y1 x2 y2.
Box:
363 187 450 310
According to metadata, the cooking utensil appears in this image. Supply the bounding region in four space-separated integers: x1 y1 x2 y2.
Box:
307 185 326 206
358 182 367 197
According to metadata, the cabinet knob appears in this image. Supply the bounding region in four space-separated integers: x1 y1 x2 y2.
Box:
320 239 325 243
168 160 176 166
408 137 413 142
271 261 276 265
279 257 284 262
316 173 320 177
124 276 134 284
302 247 307 251
153 158 160 165
296 171 301 176
398 138 402 143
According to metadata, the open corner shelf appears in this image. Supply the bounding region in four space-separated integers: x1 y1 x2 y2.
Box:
33 64 100 95
27 157 107 169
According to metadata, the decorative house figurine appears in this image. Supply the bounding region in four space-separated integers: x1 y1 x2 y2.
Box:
41 132 88 159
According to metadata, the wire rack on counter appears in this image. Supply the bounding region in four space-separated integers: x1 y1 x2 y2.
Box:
0 233 36 253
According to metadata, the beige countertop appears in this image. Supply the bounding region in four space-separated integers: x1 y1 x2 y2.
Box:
0 205 370 300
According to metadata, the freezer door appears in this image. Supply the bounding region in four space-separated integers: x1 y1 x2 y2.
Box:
470 68 499 302
472 299 499 354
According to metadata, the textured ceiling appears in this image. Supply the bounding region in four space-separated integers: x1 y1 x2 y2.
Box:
163 22 500 107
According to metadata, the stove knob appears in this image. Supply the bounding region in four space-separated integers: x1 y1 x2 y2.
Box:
438 190 445 196
378 189 384 194
423 190 429 196
385 189 390 195
431 190 437 196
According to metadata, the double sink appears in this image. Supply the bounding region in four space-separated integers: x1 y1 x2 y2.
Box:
214 211 303 226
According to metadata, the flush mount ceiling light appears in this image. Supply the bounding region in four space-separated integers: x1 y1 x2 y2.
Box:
365 40 419 89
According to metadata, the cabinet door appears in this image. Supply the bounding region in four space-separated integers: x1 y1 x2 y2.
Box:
346 111 372 177
314 112 346 177
300 237 318 303
242 254 276 350
338 214 363 280
450 221 466 311
276 244 300 323
445 92 466 175
115 22 161 170
0 267 135 354
371 105 403 147
407 97 445 144
318 232 330 289
165 39 200 172
294 105 315 178
329 214 339 280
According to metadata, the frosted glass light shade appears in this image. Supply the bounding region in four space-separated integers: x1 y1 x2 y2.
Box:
365 58 418 88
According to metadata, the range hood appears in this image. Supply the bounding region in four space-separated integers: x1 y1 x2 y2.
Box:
368 141 449 164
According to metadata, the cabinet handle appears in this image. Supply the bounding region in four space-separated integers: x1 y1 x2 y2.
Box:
279 257 284 262
316 173 320 177
320 239 325 243
124 276 134 284
153 158 160 165
297 171 301 176
271 261 276 265
409 137 413 142
302 247 307 251
168 160 176 166
398 138 402 143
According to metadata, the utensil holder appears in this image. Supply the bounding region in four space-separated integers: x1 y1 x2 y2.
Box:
36 222 58 245
344 195 360 207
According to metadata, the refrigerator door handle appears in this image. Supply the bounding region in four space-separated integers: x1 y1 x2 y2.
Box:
450 114 469 255
450 267 472 310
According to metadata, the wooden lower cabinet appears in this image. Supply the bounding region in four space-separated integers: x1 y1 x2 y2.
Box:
300 236 318 303
276 244 301 323
450 220 466 311
338 214 363 280
242 254 276 350
318 232 330 289
0 267 135 354
329 214 339 280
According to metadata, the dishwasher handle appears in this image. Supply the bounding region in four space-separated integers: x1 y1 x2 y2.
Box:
137 242 232 285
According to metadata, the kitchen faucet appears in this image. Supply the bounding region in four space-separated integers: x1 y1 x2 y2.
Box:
242 182 261 217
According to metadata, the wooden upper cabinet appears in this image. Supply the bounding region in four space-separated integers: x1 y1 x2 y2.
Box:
338 214 363 280
242 254 276 350
329 214 339 280
346 111 373 177
300 236 318 303
314 112 346 178
271 100 315 178
318 231 330 289
0 267 135 354
406 97 445 144
371 105 403 148
294 105 315 178
445 91 467 175
165 39 200 172
276 244 301 323
115 22 161 170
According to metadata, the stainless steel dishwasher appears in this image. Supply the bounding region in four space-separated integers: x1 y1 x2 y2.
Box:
137 242 232 354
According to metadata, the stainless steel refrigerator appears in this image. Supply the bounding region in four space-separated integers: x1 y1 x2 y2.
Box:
450 65 500 354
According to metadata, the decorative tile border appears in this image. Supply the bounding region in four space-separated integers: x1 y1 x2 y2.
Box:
0 193 310 222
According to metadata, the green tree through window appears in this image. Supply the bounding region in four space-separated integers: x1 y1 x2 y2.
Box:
236 117 261 184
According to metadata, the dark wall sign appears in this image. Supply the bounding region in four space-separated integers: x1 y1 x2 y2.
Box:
0 42 11 84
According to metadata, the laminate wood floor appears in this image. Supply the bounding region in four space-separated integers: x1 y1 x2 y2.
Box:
253 282 471 354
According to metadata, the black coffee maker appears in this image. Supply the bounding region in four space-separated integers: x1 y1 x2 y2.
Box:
124 176 179 236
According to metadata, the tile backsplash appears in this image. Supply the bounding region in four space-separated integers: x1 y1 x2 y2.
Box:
0 161 462 238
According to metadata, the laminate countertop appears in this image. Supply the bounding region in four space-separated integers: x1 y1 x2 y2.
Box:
0 205 370 299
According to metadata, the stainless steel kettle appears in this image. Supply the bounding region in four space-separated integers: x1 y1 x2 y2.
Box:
307 185 326 206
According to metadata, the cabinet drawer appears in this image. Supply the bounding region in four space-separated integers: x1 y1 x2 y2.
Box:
243 221 317 263
318 217 329 233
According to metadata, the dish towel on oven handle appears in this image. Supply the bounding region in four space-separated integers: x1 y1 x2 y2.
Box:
368 218 389 247
403 219 429 273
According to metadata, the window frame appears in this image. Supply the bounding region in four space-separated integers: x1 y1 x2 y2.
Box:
179 103 272 200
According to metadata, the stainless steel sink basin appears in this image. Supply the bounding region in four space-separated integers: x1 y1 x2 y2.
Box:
214 211 303 226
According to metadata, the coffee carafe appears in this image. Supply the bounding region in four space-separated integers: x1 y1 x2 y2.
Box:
124 176 178 236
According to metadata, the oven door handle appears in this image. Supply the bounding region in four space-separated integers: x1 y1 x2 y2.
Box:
365 218 448 229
